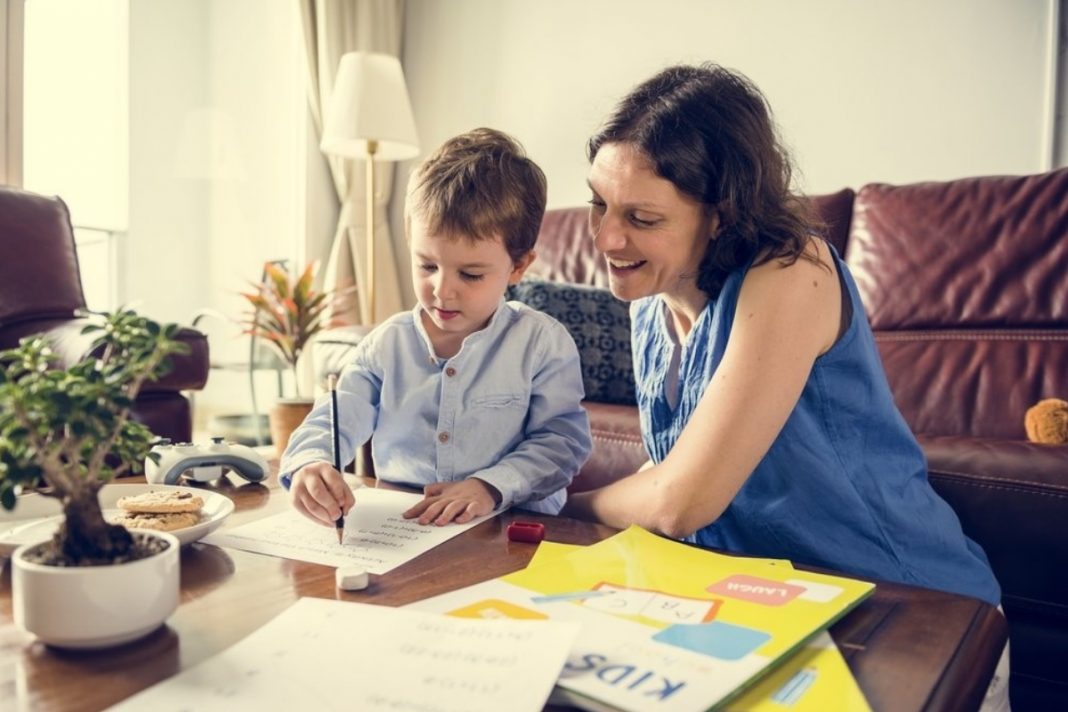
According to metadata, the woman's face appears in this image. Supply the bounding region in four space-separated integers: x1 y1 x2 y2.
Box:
587 142 717 304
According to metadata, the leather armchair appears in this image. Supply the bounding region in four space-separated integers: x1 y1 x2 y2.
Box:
0 185 209 442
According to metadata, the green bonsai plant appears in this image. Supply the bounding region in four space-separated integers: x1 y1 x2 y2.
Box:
0 309 189 565
239 260 352 399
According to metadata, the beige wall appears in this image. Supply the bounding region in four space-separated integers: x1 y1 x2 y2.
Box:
127 0 209 324
128 0 306 430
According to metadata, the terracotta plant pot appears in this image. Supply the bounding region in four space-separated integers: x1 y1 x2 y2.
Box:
13 530 180 648
269 399 314 456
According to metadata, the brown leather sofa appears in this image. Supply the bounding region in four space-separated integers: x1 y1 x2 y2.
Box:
0 186 210 442
530 168 1068 712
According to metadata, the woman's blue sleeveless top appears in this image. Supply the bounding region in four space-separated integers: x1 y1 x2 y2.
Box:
631 249 1000 605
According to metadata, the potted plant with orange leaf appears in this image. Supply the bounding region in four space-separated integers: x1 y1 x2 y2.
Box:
239 260 351 454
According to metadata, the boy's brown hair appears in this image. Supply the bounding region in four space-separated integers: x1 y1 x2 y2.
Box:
406 127 547 264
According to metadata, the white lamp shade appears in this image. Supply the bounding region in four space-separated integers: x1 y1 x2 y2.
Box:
320 52 419 161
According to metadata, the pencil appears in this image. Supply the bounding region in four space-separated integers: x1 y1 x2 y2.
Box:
329 373 344 545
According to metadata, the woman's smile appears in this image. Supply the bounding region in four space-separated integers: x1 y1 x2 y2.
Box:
607 257 647 271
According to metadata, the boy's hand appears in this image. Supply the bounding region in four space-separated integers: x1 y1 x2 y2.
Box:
289 462 355 528
403 479 501 526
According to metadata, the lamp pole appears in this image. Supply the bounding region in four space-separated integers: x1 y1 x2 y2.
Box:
365 139 378 323
319 52 418 324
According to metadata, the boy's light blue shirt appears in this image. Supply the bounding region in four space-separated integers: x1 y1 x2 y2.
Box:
279 299 592 514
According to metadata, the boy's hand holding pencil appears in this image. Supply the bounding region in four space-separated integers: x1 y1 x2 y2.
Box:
289 375 354 534
289 461 355 530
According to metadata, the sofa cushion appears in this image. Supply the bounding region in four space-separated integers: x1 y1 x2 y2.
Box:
847 169 1068 441
570 402 648 493
529 208 607 288
507 277 636 406
848 169 1068 331
808 188 854 257
875 330 1068 440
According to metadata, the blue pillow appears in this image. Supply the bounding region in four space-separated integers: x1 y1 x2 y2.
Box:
506 277 636 406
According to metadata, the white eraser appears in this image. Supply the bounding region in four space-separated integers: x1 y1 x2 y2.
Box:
335 566 369 591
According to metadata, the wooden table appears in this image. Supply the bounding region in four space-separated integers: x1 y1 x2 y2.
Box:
0 473 1007 712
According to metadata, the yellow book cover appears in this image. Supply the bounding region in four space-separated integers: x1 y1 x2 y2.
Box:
528 540 872 712
726 632 871 712
412 526 874 712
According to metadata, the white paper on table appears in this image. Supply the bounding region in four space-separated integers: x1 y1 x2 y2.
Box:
412 579 768 712
202 488 495 574
107 598 580 712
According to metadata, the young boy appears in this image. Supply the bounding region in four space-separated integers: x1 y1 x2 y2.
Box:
280 128 592 527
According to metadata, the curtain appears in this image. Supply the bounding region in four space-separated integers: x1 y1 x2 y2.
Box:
300 0 406 325
0 0 24 186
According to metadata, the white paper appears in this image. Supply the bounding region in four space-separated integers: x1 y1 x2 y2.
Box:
411 579 768 712
202 488 495 574
108 598 580 712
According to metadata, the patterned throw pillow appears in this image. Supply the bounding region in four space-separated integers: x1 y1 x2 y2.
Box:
506 277 636 406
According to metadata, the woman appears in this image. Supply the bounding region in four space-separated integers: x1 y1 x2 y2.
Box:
563 64 1008 709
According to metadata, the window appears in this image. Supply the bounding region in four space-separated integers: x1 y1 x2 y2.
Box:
22 0 127 310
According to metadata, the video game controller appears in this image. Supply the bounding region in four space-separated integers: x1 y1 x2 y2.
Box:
145 437 270 485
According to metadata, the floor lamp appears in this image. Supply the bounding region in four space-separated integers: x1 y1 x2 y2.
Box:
320 52 420 324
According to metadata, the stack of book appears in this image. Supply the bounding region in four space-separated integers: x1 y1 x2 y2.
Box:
411 525 875 712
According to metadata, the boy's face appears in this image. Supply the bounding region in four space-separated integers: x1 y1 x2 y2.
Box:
410 215 534 344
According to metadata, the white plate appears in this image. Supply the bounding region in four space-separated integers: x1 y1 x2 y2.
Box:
0 483 235 548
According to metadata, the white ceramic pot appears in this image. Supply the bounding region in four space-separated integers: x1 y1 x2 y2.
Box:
12 530 180 649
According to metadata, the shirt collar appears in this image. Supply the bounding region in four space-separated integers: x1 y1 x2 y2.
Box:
411 297 510 363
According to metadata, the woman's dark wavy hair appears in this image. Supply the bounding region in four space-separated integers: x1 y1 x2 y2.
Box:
587 63 822 299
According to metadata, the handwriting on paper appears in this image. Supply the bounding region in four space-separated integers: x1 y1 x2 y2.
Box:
202 488 495 574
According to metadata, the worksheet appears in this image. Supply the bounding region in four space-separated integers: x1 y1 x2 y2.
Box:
108 598 579 712
202 488 495 573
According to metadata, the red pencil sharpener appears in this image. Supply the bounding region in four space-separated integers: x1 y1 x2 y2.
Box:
507 520 546 544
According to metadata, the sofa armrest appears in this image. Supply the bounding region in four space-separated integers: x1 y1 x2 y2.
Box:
919 433 1068 605
918 434 1068 693
920 435 1068 489
1 316 208 392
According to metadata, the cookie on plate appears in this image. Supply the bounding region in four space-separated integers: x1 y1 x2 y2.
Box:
118 490 204 514
112 511 201 532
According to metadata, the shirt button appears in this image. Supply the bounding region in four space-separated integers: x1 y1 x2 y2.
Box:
445 367 456 377
438 432 450 443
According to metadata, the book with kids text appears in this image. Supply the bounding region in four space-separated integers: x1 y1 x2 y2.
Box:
411 526 875 712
